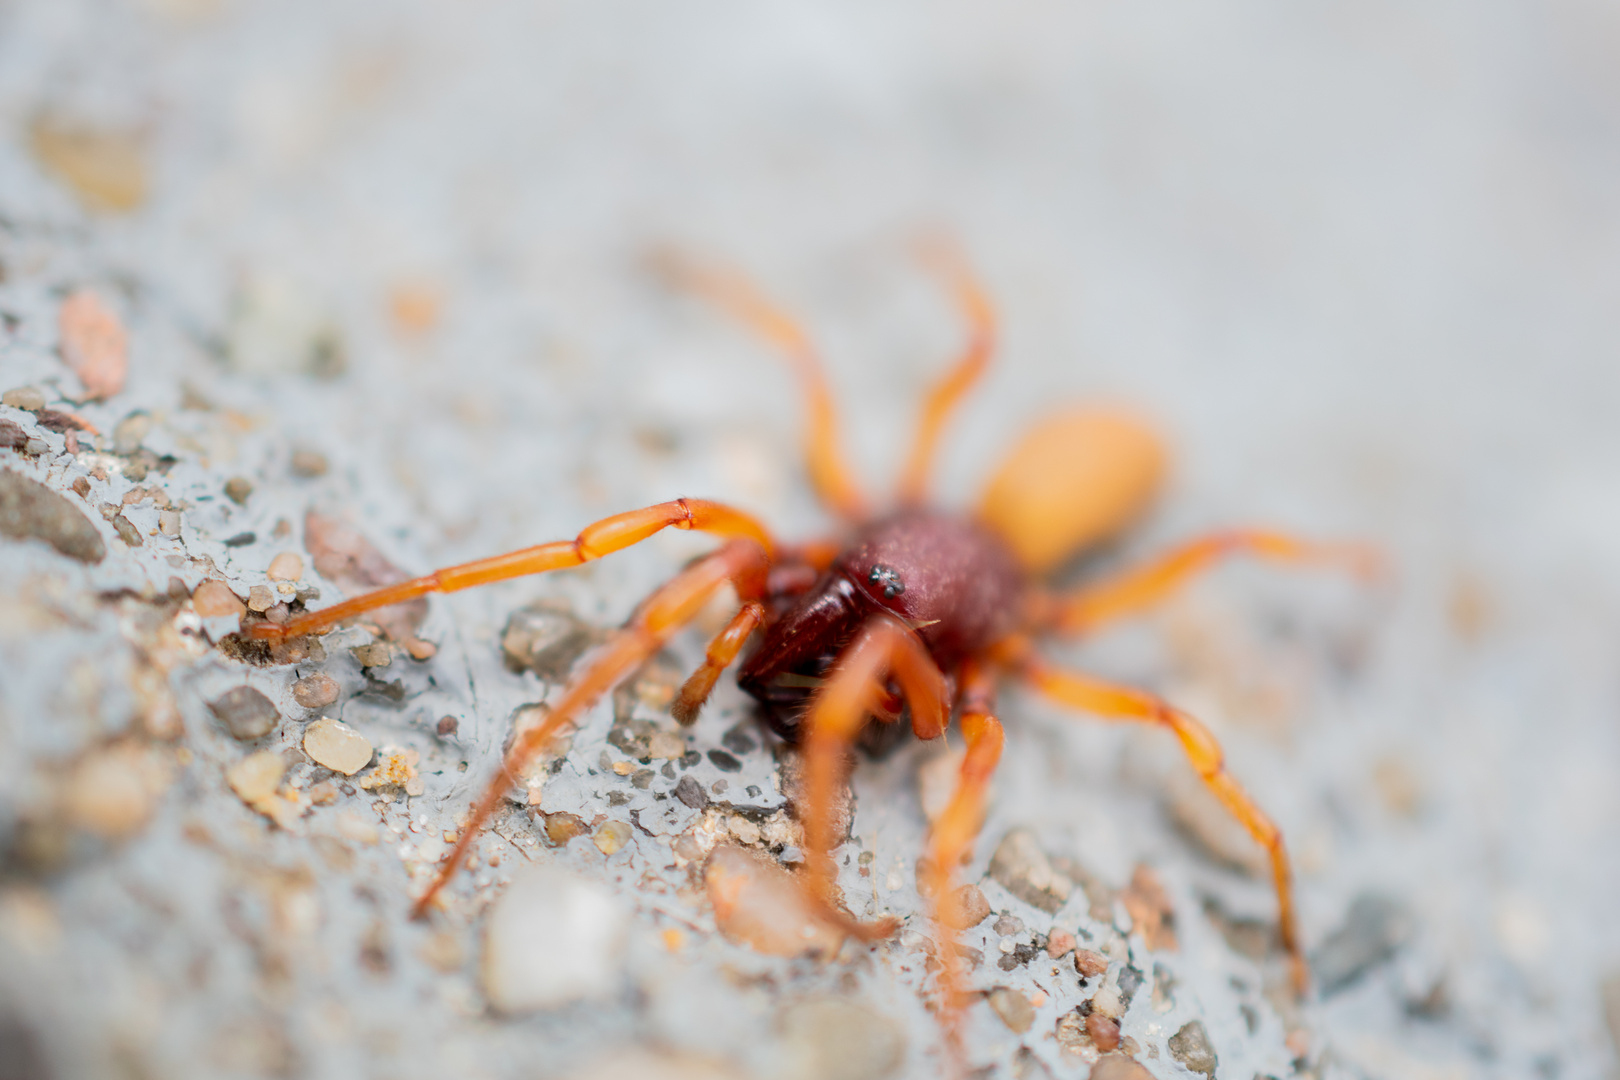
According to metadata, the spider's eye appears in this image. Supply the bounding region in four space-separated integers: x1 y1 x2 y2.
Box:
868 564 906 599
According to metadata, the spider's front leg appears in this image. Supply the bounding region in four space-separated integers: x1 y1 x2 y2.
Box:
245 498 774 642
411 538 770 918
795 614 949 940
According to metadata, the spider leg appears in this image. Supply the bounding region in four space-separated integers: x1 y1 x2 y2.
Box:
918 658 1005 1067
658 256 869 521
798 614 950 939
412 538 770 918
671 600 765 725
1012 648 1310 995
246 498 775 641
895 243 995 506
1046 528 1381 636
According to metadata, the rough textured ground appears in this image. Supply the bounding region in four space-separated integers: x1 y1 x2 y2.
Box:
2 2 1620 1079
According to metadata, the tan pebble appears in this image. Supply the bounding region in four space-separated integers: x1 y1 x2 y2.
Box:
986 986 1036 1034
302 718 373 776
777 998 906 1080
705 845 844 958
356 747 420 792
404 776 424 797
291 673 340 710
56 289 128 400
1091 1054 1155 1080
29 117 147 213
224 476 253 504
227 751 286 804
351 642 391 668
727 814 761 845
1075 948 1109 978
267 552 303 581
158 509 181 537
404 638 437 661
1047 927 1077 959
112 413 151 454
1091 983 1124 1019
289 448 328 477
593 820 632 856
647 731 685 759
61 745 165 839
938 883 992 929
247 584 275 612
2 386 46 411
192 580 245 618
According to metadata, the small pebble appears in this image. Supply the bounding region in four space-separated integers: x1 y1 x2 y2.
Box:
289 448 328 477
647 731 685 759
1090 1055 1154 1080
673 774 708 809
302 717 374 776
246 584 275 612
267 552 303 581
1074 948 1109 978
1047 928 1077 959
994 914 1024 936
61 744 162 839
1091 984 1124 1020
777 998 906 1080
351 642 392 668
938 884 991 929
593 820 632 856
224 476 253 504
481 865 627 1013
192 580 246 618
2 386 45 411
436 716 458 737
112 413 151 454
706 845 845 958
227 750 286 803
999 937 1016 954
157 509 181 537
111 513 142 547
208 686 280 740
1311 893 1414 995
291 673 340 710
707 748 742 772
728 815 761 845
987 987 1036 1034
988 828 1072 914
58 289 128 401
1168 1020 1218 1079
357 747 421 796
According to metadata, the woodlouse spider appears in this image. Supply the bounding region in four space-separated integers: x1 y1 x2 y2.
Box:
245 249 1375 1062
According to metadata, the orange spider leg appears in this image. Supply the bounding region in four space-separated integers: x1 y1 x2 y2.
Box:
670 600 765 725
1049 528 1381 636
895 246 995 505
1012 649 1309 995
412 539 770 919
247 498 775 641
918 659 1005 1067
662 258 868 521
799 614 950 938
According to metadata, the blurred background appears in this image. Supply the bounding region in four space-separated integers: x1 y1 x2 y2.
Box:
1 1 1619 1078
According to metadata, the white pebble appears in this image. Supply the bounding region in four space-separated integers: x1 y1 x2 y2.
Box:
482 866 628 1013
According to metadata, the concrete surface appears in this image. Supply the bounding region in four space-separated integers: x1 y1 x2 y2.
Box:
2 2 1619 1078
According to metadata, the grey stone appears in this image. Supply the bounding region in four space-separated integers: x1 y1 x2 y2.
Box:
1168 1020 1217 1079
1311 893 1415 995
208 686 280 740
0 469 106 563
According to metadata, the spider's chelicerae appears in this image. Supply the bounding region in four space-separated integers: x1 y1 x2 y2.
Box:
247 250 1373 1059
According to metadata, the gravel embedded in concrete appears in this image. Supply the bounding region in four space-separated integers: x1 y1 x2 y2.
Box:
301 717 373 775
0 469 106 563
207 686 279 740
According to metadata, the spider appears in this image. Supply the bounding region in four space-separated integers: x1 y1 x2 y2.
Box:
245 249 1372 1056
